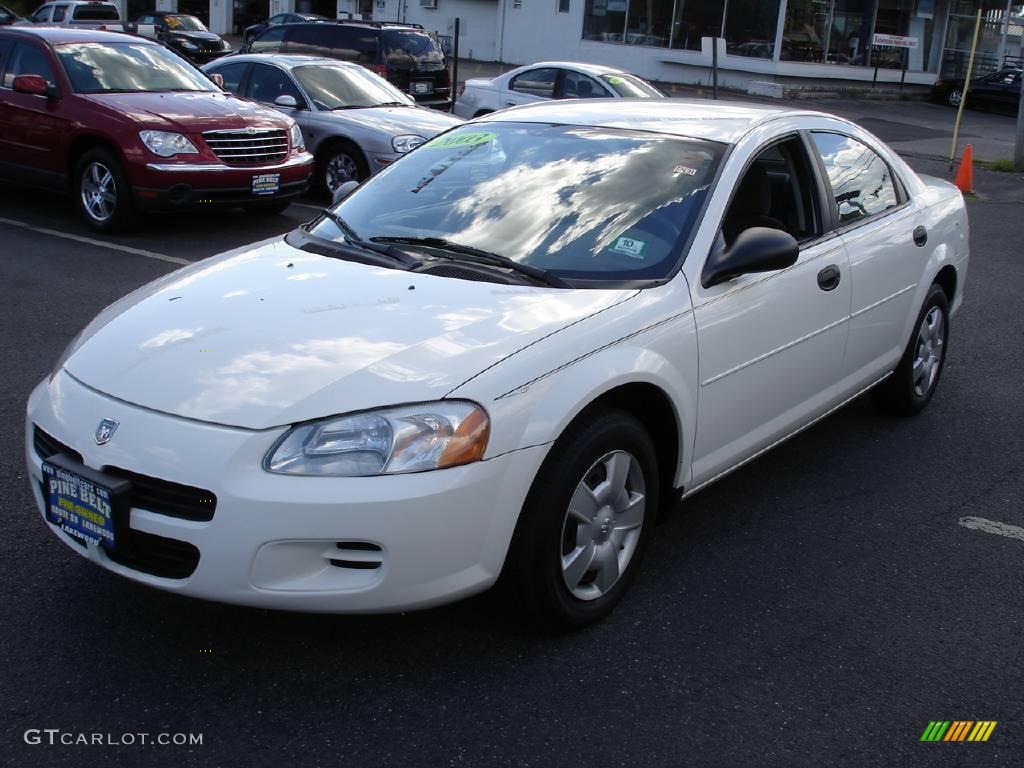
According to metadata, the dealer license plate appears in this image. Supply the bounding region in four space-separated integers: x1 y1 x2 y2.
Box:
252 173 280 196
411 80 433 95
42 460 119 547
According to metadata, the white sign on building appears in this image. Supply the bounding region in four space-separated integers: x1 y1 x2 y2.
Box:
872 34 920 49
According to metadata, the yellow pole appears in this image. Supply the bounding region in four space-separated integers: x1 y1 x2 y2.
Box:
950 8 983 169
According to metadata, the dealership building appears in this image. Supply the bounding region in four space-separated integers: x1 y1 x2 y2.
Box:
111 0 1022 89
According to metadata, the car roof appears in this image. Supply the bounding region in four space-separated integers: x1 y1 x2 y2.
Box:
518 61 635 77
216 53 362 69
0 26 152 45
479 98 821 144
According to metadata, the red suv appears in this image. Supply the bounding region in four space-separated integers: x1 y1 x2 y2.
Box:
0 27 313 231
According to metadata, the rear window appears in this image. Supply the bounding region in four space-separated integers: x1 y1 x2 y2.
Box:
382 29 444 67
72 4 120 20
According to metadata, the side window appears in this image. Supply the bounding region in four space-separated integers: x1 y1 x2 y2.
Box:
210 61 248 94
286 26 333 57
30 5 52 22
2 42 57 89
510 67 558 97
51 5 67 22
268 14 287 24
332 29 378 65
250 26 286 53
245 63 303 106
812 132 899 226
722 137 823 246
561 69 610 99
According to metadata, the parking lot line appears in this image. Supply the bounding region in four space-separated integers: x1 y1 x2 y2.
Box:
0 216 190 266
958 516 1024 543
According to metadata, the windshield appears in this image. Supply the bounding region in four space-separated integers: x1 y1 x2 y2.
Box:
308 123 723 282
163 14 207 31
72 4 120 20
382 29 445 67
293 64 412 109
57 42 217 93
601 74 664 98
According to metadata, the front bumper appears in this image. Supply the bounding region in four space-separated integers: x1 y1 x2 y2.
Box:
26 372 547 613
132 153 313 210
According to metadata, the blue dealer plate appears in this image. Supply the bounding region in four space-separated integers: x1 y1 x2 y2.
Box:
252 173 280 196
42 461 116 547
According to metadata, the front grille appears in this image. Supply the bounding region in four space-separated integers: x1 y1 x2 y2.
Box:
105 529 200 579
204 129 288 165
33 426 83 464
105 467 217 522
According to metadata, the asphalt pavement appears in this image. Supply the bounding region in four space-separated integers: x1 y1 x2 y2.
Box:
0 106 1022 768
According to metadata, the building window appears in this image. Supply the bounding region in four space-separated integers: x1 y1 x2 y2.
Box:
723 0 781 58
670 1 725 51
781 0 871 65
559 0 571 11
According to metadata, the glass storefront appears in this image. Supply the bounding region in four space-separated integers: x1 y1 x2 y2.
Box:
581 0 1022 75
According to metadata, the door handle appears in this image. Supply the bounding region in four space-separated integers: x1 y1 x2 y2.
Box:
913 226 928 247
817 264 841 292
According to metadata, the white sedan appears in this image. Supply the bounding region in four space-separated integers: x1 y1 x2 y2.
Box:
453 60 663 119
26 100 968 628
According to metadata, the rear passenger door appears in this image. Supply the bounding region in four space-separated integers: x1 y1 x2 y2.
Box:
557 69 612 99
809 131 921 385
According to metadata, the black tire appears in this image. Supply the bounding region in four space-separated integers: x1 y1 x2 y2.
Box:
871 283 950 416
73 148 136 233
947 89 963 108
505 409 659 630
242 199 292 216
316 141 368 199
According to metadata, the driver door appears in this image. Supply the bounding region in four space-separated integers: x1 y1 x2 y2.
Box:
688 134 852 487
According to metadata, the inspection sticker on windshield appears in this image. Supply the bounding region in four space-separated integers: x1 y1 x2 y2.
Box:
673 165 698 176
426 132 496 149
612 236 647 258
606 76 625 84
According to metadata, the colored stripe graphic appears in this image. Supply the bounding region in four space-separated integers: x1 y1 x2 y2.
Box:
921 721 996 742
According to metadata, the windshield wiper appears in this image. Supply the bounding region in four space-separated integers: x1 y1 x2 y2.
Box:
370 236 569 288
375 101 412 107
316 211 421 268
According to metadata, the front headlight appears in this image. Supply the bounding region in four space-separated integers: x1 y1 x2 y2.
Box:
180 40 199 50
139 130 198 157
392 134 426 153
265 401 490 477
289 122 305 151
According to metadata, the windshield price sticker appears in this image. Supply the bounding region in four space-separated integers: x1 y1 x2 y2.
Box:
426 132 496 150
612 236 647 258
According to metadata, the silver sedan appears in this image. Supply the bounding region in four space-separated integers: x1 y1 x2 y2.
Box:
204 54 463 197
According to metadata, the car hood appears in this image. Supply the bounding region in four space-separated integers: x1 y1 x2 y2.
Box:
81 91 286 132
166 30 224 44
63 238 637 430
322 105 462 137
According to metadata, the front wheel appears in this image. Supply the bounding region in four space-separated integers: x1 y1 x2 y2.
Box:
74 149 135 233
871 283 950 416
505 410 659 630
317 143 368 199
947 89 963 107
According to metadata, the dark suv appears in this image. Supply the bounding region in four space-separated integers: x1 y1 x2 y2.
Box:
246 21 451 109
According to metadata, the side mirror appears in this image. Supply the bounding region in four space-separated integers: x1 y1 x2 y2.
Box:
274 94 298 108
210 72 225 89
702 227 799 288
331 180 359 205
12 74 52 97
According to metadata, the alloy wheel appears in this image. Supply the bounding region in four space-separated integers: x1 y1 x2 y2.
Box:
948 89 962 107
80 162 117 223
560 450 646 601
912 306 945 397
325 152 360 194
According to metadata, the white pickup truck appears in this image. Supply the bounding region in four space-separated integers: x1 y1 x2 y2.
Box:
27 1 154 36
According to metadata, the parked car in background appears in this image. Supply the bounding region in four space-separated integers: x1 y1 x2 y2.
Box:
454 61 664 119
204 54 461 197
133 11 231 64
0 27 312 231
0 3 25 25
27 1 122 28
932 67 1022 113
27 100 968 628
243 12 325 48
246 20 452 109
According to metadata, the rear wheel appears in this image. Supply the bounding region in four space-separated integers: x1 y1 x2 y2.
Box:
871 283 949 416
947 89 962 107
317 142 368 199
74 149 135 233
506 410 659 630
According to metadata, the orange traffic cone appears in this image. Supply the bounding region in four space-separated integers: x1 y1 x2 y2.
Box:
954 144 974 194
